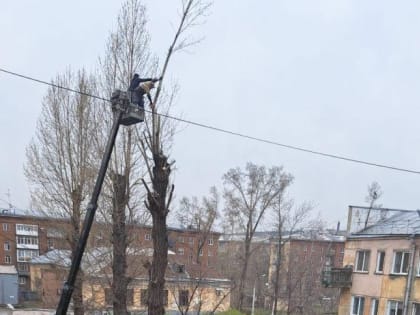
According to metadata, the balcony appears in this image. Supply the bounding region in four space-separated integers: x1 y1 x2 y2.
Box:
16 224 38 236
322 267 353 288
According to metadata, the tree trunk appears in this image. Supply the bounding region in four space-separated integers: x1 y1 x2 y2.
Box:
272 229 282 315
71 192 84 315
73 274 84 315
112 173 128 315
147 153 170 315
237 238 251 311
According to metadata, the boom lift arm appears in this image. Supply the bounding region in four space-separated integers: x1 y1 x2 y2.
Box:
56 90 143 314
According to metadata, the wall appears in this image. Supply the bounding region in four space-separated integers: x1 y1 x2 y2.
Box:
338 237 420 315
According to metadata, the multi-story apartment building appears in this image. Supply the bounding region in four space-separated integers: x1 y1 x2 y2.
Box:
269 230 345 314
0 209 53 293
337 206 420 315
219 229 345 313
0 207 226 307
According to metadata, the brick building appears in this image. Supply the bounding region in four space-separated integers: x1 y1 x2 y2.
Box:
0 207 225 306
269 230 345 314
218 229 345 313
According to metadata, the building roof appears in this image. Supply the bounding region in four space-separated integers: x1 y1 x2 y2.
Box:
0 265 18 274
220 229 345 243
31 249 230 284
349 209 420 238
0 208 219 235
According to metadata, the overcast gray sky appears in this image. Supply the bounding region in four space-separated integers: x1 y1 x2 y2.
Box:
1 0 420 228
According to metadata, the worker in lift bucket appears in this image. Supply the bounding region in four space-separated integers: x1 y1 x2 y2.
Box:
129 73 161 109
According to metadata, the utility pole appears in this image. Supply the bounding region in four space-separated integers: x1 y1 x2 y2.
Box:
56 90 143 315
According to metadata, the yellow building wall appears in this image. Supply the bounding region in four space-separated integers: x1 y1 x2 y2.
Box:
338 237 420 315
82 281 230 312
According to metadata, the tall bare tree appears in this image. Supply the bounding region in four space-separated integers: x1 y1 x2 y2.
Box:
25 69 98 315
136 1 210 315
222 162 292 311
172 188 233 315
271 201 313 315
94 1 155 313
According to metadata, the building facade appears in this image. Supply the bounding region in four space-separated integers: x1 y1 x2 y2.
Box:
219 229 345 313
0 208 225 307
29 250 231 313
337 206 420 315
269 230 345 314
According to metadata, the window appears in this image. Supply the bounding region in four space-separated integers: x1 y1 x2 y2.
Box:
355 250 370 272
145 233 151 241
179 290 189 306
387 300 403 315
2 223 8 231
177 248 184 256
392 252 410 274
4 241 10 251
376 251 385 273
104 288 112 306
4 255 11 264
17 249 39 262
17 236 38 245
19 276 26 285
16 224 38 233
199 249 203 256
18 263 29 272
163 290 168 306
351 296 365 315
371 298 379 315
47 239 54 249
208 238 214 246
127 288 134 306
178 236 185 243
188 253 193 264
188 237 194 244
413 303 420 315
141 289 148 306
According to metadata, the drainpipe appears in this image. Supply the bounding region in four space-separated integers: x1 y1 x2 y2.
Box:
403 235 416 315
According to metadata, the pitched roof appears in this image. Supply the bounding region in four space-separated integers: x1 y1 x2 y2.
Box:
350 210 420 238
30 248 230 283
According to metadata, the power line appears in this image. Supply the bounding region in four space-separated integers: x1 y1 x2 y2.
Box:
1 67 420 175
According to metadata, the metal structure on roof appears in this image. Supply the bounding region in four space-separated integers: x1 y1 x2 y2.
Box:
347 205 420 237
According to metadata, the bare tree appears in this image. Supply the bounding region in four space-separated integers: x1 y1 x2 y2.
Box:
222 162 292 311
364 181 383 228
280 203 314 315
170 187 232 315
25 69 98 315
270 184 293 315
177 186 218 263
135 1 210 315
92 1 158 313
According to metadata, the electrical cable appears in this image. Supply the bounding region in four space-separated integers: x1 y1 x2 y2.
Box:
1 67 420 175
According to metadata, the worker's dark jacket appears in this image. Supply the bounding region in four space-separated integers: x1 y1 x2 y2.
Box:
129 77 153 108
